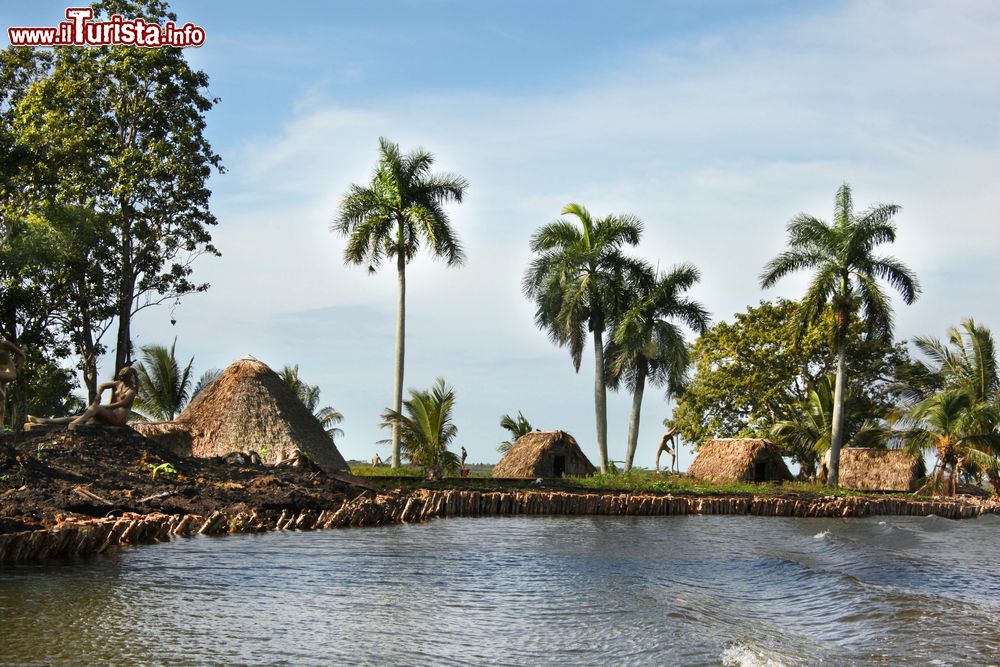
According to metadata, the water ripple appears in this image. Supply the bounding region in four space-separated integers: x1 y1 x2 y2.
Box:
2 515 1000 666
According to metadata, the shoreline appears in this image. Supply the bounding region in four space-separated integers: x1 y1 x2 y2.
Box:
3 488 996 564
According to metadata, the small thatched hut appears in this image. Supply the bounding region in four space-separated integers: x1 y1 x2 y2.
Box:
837 448 925 492
687 438 793 484
492 430 596 479
133 358 348 473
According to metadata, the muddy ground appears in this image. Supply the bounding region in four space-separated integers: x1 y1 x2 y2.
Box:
0 427 367 535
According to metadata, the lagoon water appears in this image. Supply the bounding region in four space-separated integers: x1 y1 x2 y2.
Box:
2 514 999 666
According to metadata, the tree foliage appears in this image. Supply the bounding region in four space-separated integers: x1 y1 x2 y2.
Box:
279 364 344 440
669 299 911 447
7 0 223 373
380 377 461 478
498 411 533 453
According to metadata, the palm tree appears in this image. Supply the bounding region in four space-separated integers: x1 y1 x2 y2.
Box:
760 183 919 485
498 411 533 453
279 364 345 440
380 377 461 479
133 339 194 421
902 389 1000 495
191 368 221 398
905 319 1000 492
607 264 710 471
334 138 468 468
523 203 647 473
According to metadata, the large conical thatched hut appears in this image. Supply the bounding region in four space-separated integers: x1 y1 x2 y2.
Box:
687 438 793 484
134 358 348 473
837 448 925 492
492 430 596 479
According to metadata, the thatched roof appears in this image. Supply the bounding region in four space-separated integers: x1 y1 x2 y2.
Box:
492 430 596 478
838 448 925 492
137 358 348 473
131 421 194 457
687 438 793 483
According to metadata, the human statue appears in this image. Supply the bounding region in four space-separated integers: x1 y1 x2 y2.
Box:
0 339 26 430
656 427 679 473
27 366 138 428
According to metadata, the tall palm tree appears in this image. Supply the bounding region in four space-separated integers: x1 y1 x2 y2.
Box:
133 339 194 421
380 377 461 479
607 264 710 471
523 203 648 472
279 364 345 440
498 411 533 453
760 183 919 484
334 138 468 468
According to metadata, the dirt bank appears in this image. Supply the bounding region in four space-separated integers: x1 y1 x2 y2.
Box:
0 427 364 535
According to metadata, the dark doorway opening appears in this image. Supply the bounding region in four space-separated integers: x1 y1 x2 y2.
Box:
553 455 567 477
753 460 767 482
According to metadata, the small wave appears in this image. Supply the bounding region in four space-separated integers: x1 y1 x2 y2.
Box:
813 530 831 539
721 642 790 667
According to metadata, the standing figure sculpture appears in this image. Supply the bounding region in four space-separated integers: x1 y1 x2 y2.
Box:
27 366 138 428
0 339 26 430
656 427 679 473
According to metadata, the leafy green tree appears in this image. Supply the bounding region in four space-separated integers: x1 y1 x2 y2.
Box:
498 411 533 454
133 339 194 421
279 364 344 440
27 205 117 403
607 264 710 471
523 203 647 472
670 299 910 448
10 0 223 374
334 138 467 467
380 377 461 479
760 183 919 484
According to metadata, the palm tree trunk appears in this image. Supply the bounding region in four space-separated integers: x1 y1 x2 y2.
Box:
593 325 609 473
828 337 848 485
624 361 647 472
392 253 406 468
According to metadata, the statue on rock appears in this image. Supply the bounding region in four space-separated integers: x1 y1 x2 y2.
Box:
27 366 138 428
0 339 26 430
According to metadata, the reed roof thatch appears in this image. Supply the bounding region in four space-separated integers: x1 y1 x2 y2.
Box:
838 448 925 492
136 358 348 473
130 421 194 457
687 438 793 483
492 430 596 478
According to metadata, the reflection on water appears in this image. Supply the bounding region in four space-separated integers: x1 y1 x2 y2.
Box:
2 514 1000 666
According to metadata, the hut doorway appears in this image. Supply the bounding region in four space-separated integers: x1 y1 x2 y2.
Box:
754 461 767 482
553 455 566 477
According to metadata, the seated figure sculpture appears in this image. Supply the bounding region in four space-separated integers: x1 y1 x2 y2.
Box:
0 339 26 430
28 366 138 428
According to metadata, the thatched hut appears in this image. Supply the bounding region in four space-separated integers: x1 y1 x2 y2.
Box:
837 448 925 492
492 430 596 478
687 438 793 483
133 358 348 473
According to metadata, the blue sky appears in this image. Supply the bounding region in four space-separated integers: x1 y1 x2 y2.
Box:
6 1 1000 467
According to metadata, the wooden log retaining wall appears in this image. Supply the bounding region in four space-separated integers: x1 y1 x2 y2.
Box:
2 490 997 563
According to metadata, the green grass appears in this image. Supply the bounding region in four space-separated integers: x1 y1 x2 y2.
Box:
346 464 911 498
